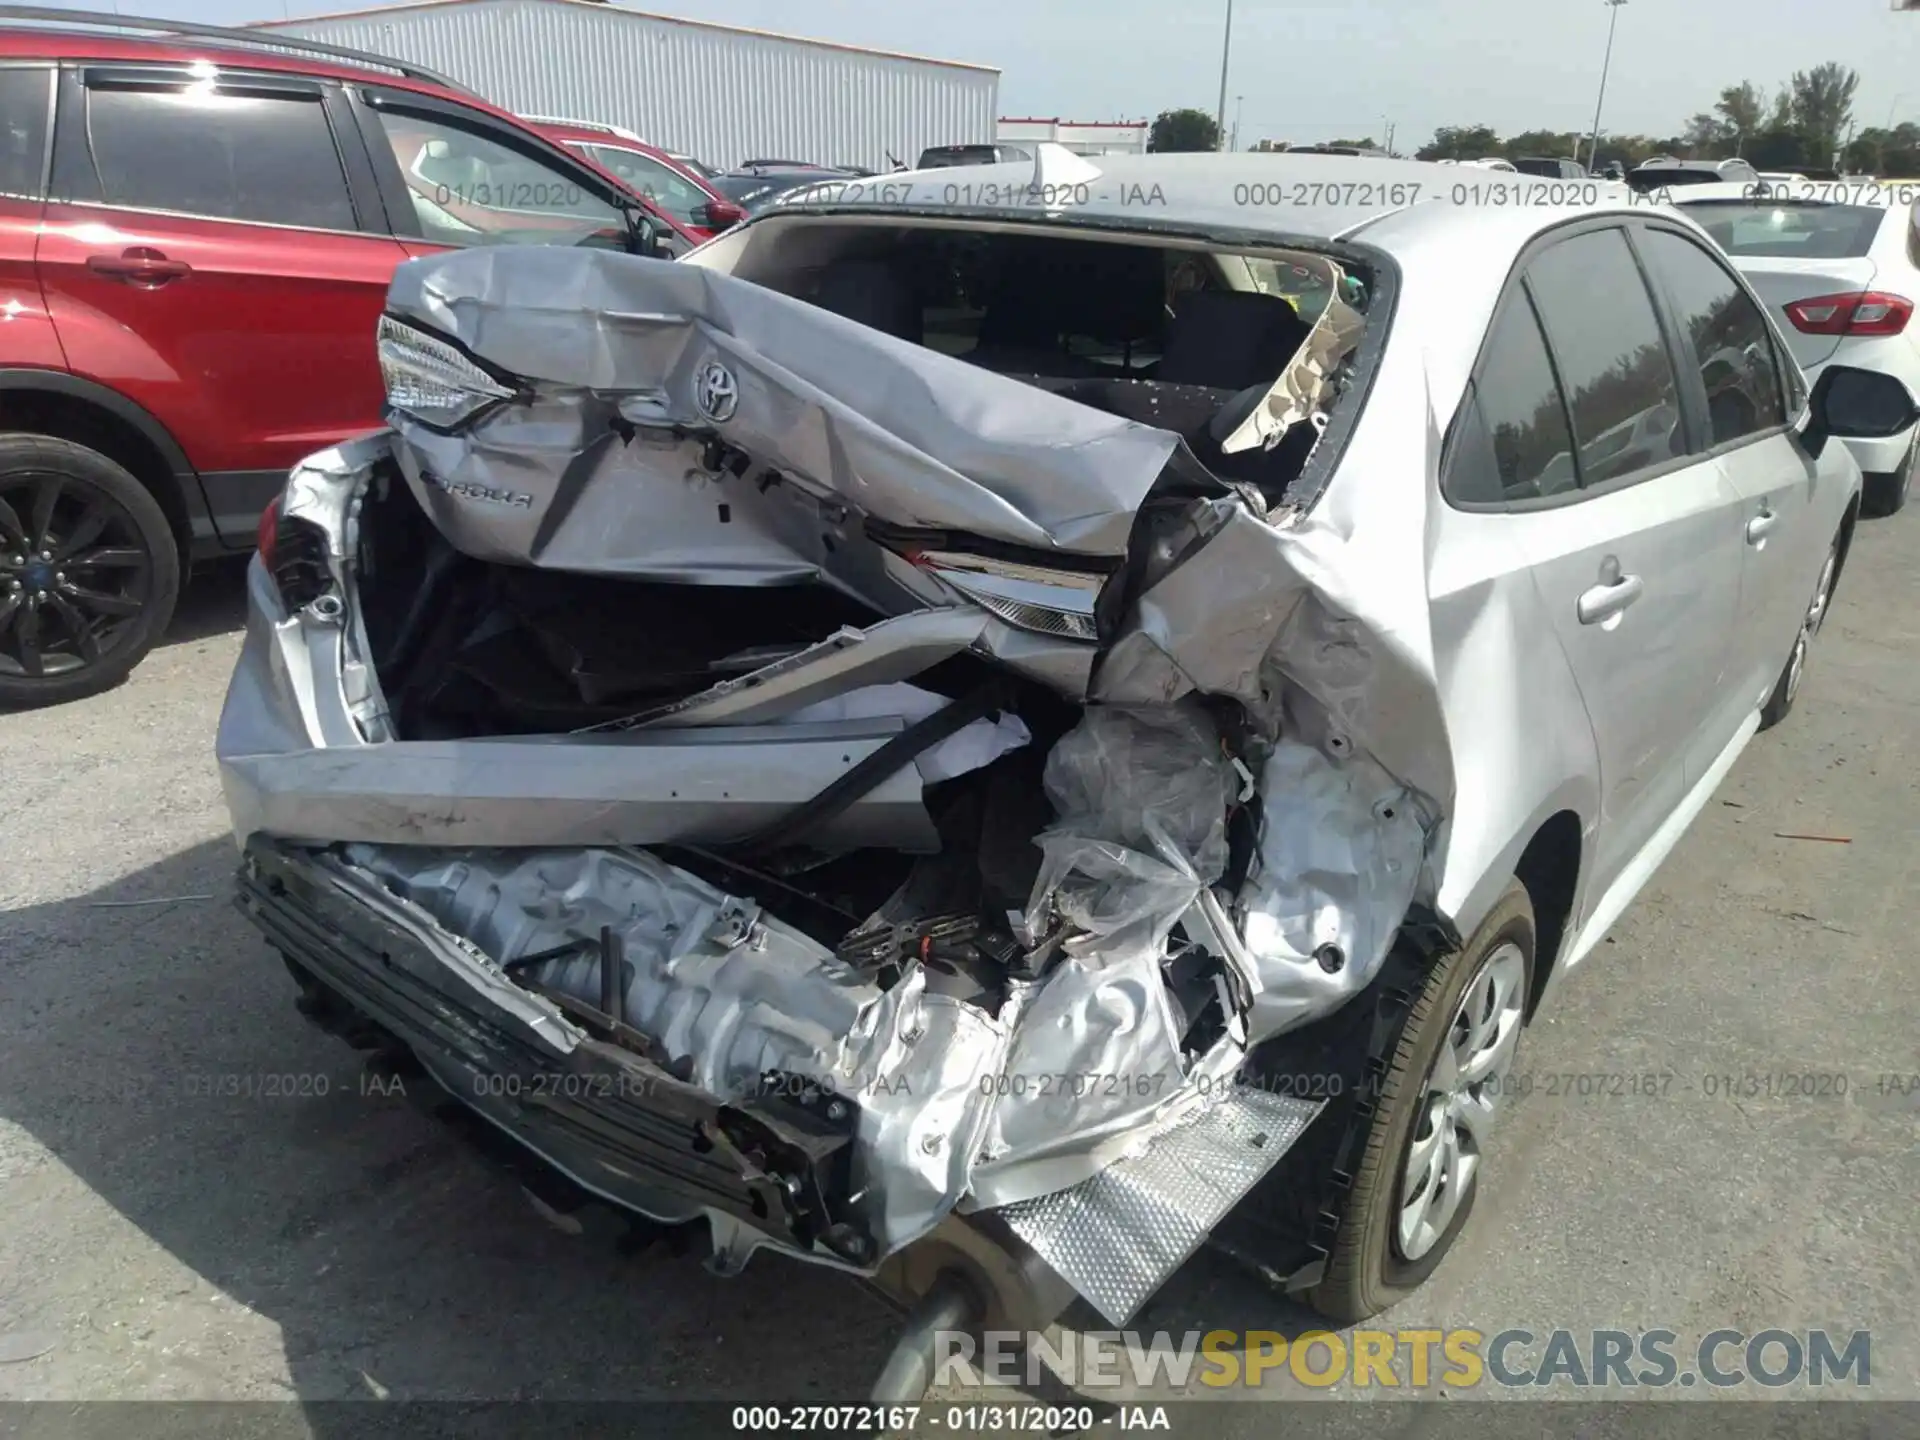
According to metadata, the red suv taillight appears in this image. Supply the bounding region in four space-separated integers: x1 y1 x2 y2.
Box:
1783 290 1914 336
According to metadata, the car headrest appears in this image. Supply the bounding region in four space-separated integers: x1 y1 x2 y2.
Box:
1157 290 1313 391
811 259 923 343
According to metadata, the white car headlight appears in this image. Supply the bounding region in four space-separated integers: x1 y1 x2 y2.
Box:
377 315 515 431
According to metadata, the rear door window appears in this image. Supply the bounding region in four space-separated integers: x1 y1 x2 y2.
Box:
575 143 706 225
83 76 357 231
0 67 51 198
1523 227 1686 488
1634 227 1788 446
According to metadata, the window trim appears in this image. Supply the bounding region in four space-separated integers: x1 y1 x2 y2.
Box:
348 85 631 247
0 63 56 203
1443 216 1703 513
1627 219 1797 462
49 63 380 238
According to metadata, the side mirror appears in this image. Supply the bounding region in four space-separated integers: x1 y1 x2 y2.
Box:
701 199 748 229
1802 364 1920 459
621 205 671 259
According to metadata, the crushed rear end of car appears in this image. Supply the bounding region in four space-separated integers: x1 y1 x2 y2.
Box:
218 227 1464 1382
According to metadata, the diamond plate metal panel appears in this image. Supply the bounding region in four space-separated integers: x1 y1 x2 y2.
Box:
995 1088 1323 1326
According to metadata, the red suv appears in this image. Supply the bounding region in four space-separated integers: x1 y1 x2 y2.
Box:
524 117 747 241
0 7 690 706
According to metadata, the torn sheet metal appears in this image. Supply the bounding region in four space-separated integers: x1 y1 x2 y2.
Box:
604 609 991 731
971 948 1189 1203
383 247 1182 558
338 842 1011 1258
768 683 1033 785
995 1086 1323 1325
218 567 947 854
1237 727 1430 1039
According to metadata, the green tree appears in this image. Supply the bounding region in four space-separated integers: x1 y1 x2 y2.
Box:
1149 108 1221 153
1502 129 1585 161
1416 124 1501 160
1682 112 1725 157
1323 136 1380 150
1789 62 1859 165
1847 121 1920 176
1715 82 1766 152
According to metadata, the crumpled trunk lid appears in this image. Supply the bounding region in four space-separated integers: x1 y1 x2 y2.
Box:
383 246 1186 565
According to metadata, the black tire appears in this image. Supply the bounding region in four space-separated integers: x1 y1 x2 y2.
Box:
1307 880 1535 1323
1758 531 1841 732
0 434 179 708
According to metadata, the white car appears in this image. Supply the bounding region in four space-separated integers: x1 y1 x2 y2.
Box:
1678 182 1920 513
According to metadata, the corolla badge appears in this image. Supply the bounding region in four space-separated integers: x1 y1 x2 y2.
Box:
694 359 739 424
423 470 534 508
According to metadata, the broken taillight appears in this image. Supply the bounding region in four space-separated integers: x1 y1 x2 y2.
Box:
256 495 280 570
256 493 332 611
1784 291 1914 336
902 549 1104 641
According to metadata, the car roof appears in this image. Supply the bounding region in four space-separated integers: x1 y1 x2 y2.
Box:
0 20 517 116
531 122 669 162
768 152 1638 247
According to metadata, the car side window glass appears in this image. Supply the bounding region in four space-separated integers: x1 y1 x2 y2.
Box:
85 82 356 231
0 68 50 199
578 143 703 224
366 106 624 247
1636 228 1788 446
1446 291 1579 504
1524 228 1686 487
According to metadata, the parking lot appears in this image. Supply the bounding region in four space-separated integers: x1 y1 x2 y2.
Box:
1 509 1916 1418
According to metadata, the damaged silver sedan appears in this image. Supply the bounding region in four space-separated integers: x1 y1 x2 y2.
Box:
218 154 1909 1392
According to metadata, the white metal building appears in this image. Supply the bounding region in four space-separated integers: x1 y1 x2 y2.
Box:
995 117 1149 157
252 0 1000 172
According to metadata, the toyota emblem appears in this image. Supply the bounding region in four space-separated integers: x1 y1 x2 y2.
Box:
694 360 739 424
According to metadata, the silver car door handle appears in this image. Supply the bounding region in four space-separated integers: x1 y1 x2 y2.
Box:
1746 509 1778 544
1577 573 1644 625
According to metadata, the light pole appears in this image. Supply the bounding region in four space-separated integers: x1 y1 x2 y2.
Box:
1231 94 1244 151
1215 0 1234 152
1584 0 1628 171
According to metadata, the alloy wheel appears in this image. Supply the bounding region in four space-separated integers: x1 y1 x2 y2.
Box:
0 470 154 681
1782 544 1838 710
1395 941 1527 1262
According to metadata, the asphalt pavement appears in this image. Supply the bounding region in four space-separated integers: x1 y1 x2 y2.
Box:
0 509 1915 1427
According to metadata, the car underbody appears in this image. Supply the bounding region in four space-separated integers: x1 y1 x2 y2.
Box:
218 223 1479 1390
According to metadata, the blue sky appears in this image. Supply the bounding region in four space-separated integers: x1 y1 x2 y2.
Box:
43 0 1920 150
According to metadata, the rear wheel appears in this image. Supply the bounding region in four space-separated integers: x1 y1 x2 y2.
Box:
0 434 178 708
1307 881 1534 1322
1758 534 1840 731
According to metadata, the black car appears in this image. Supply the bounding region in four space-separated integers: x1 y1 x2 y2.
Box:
709 166 857 214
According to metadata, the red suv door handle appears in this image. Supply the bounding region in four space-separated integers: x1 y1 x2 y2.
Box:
87 247 192 286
